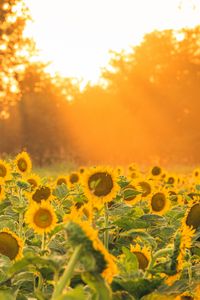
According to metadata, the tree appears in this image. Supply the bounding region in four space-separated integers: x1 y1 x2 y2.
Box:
0 0 35 118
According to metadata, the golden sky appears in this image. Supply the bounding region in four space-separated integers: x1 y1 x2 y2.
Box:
25 0 200 84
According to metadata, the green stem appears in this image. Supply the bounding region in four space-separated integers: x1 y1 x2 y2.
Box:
18 212 24 238
51 245 82 300
104 202 109 249
41 232 45 251
148 248 173 270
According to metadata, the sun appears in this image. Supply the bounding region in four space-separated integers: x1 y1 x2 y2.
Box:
24 0 200 85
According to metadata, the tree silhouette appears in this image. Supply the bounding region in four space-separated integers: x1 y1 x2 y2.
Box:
0 0 35 118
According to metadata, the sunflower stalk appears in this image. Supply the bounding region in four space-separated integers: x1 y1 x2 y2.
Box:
51 244 82 300
104 202 109 249
41 232 46 251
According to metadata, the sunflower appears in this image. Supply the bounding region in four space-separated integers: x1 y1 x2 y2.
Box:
66 219 118 283
79 167 85 174
0 228 23 261
166 174 177 186
28 185 52 203
68 172 80 186
0 160 11 181
137 180 153 199
82 166 119 204
150 191 171 215
26 173 40 190
25 201 57 234
0 179 5 201
150 166 162 177
130 244 151 270
15 151 32 174
177 225 195 272
192 168 200 181
56 175 68 186
183 201 200 230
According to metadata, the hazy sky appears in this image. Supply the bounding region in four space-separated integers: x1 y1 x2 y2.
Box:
25 0 200 84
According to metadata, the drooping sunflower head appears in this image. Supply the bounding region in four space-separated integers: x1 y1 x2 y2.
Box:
26 173 40 190
25 201 57 234
82 167 119 204
0 160 11 181
184 201 200 230
130 244 151 271
150 191 170 215
15 151 32 174
0 228 23 261
65 220 118 283
56 175 68 186
29 185 52 203
138 180 152 198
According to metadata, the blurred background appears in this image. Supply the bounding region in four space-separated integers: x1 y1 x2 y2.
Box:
0 0 200 167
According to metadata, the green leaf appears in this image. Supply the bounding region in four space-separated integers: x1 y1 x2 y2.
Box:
56 285 86 300
82 272 112 300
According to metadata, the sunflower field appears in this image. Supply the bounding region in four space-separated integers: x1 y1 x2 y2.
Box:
0 153 200 300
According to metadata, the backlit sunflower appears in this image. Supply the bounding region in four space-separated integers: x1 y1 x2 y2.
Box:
177 225 195 272
183 200 200 230
0 160 11 181
25 201 57 234
0 228 23 261
56 175 68 186
15 151 32 174
66 219 118 283
150 191 171 215
26 173 40 190
28 185 52 203
130 244 151 270
0 179 5 201
82 166 119 204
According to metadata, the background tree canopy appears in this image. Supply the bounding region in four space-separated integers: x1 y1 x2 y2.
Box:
0 0 200 165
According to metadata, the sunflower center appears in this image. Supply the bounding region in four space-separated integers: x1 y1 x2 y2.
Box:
151 166 161 176
70 173 79 184
186 203 200 229
32 187 51 203
194 171 199 177
17 158 28 172
33 208 53 228
151 193 166 212
181 296 193 300
28 178 37 189
0 185 2 195
57 178 67 185
167 177 175 184
139 181 151 197
0 232 20 260
0 164 7 178
88 172 114 197
132 251 149 270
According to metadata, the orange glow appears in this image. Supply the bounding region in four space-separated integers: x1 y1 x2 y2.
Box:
24 0 200 85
